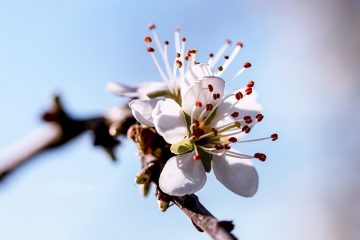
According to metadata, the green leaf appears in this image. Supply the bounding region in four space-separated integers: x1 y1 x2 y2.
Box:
170 137 194 154
198 147 212 172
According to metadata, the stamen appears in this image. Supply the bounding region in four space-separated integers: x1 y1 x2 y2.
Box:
243 116 252 124
225 150 254 159
215 144 224 150
235 92 243 100
224 144 231 150
256 114 264 122
209 39 232 67
231 61 252 81
231 112 239 118
254 153 267 161
144 36 152 43
217 66 223 72
206 104 213 111
217 41 243 76
208 84 214 92
195 101 202 108
228 137 237 143
193 154 201 161
242 125 251 133
247 81 254 88
271 133 278 141
245 87 252 95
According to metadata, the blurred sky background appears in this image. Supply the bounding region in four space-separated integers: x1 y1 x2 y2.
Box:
0 0 359 239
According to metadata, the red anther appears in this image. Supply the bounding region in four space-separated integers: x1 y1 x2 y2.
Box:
235 92 243 100
215 144 224 150
256 114 264 122
147 47 155 52
209 53 214 58
164 40 169 45
216 93 221 99
211 128 218 135
193 120 200 127
184 55 189 61
218 66 223 71
244 116 252 124
148 23 156 30
231 112 239 118
243 62 252 68
176 60 183 68
193 154 201 161
245 88 252 95
236 41 244 48
226 39 232 44
228 137 237 143
144 36 152 43
195 101 202 107
224 55 229 60
192 128 205 139
271 133 278 141
213 93 218 100
254 153 267 161
224 144 231 150
247 81 254 88
182 37 186 42
176 53 181 58
206 104 213 111
242 125 251 133
189 49 197 54
208 84 214 92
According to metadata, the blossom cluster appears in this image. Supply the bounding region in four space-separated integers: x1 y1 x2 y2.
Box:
108 24 277 197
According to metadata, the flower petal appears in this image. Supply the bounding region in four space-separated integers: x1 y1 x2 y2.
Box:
152 98 188 144
182 76 225 117
129 98 161 127
106 81 167 98
213 151 258 197
182 63 214 89
159 152 207 196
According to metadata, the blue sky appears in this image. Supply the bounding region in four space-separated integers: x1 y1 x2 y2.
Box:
1 0 356 239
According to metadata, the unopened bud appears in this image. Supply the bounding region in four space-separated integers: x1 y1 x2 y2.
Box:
157 198 170 212
135 172 150 184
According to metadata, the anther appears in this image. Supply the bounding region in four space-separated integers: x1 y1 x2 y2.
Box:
243 62 252 68
226 39 232 44
224 55 229 60
184 55 189 61
193 120 200 127
193 154 201 161
209 53 214 58
147 47 155 52
216 93 220 99
231 112 239 118
144 36 152 43
228 137 237 143
245 88 252 95
176 60 183 68
148 23 156 30
182 37 186 42
215 144 224 150
189 49 197 54
213 93 220 100
256 114 264 122
235 92 243 100
247 81 254 88
208 84 214 92
254 153 267 161
224 144 231 150
211 128 218 135
195 101 202 107
206 104 213 111
271 134 278 141
244 116 252 124
176 53 181 58
164 40 169 45
218 66 223 71
236 42 244 48
242 125 251 133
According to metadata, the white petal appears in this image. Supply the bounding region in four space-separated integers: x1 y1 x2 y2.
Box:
159 152 207 196
152 99 188 144
182 63 214 89
129 99 161 127
182 76 225 117
213 151 258 197
106 81 167 98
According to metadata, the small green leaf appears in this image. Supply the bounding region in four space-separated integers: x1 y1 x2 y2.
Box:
198 148 212 172
170 137 194 154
